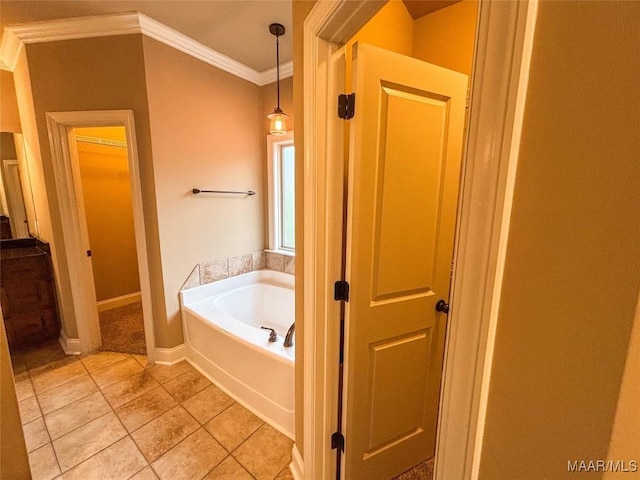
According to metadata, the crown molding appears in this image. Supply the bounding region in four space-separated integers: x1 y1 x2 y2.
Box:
0 27 24 71
259 61 293 86
0 12 293 86
136 14 263 84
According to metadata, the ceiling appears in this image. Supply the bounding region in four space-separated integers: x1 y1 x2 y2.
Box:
402 0 462 19
0 1 293 73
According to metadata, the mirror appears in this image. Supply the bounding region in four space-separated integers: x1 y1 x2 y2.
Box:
0 132 35 239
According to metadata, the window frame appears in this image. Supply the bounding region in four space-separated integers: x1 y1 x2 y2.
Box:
267 131 295 254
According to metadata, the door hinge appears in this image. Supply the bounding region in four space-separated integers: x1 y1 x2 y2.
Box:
334 280 350 302
331 431 345 451
338 93 355 120
86 250 92 257
466 88 471 109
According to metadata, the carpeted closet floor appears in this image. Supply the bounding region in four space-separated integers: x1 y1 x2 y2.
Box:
98 302 146 355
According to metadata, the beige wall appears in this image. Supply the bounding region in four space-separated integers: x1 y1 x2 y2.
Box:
16 32 291 349
1 70 21 133
479 1 640 478
76 127 140 302
13 47 77 335
412 0 478 75
347 0 414 64
0 310 30 479
23 35 163 342
142 36 265 346
346 0 477 81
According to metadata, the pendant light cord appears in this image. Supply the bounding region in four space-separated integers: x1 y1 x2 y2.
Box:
276 33 281 110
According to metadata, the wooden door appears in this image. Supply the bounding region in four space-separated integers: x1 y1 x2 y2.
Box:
342 43 467 479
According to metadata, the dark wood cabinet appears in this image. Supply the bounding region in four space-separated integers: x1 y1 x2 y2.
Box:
1 238 60 350
0 216 12 240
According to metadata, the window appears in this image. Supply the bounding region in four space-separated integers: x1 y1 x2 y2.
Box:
267 132 295 253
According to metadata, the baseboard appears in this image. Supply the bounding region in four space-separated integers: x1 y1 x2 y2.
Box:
290 444 304 480
58 330 81 355
97 292 142 312
153 343 189 365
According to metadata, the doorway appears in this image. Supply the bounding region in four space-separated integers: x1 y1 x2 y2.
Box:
299 1 538 479
337 2 477 478
72 126 146 354
46 110 156 360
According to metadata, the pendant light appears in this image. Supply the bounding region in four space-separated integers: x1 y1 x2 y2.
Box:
267 23 288 136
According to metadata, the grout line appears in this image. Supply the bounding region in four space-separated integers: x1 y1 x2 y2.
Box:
28 361 88 396
124 457 149 480
132 353 149 369
79 352 132 372
18 391 43 425
207 399 236 424
54 411 128 474
126 402 197 462
88 357 144 390
43 390 112 442
230 418 267 456
146 360 192 386
36 374 99 416
148 459 161 479
199 454 240 480
113 385 178 435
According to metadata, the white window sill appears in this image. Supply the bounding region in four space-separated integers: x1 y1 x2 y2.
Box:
265 249 295 257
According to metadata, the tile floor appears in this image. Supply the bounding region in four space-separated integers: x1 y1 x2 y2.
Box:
11 341 294 480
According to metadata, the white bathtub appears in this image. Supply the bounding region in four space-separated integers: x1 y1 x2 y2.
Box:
180 270 295 438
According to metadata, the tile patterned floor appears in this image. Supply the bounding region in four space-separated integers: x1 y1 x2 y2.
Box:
11 341 294 480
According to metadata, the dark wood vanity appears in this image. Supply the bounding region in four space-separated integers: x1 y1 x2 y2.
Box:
0 216 12 239
0 237 60 350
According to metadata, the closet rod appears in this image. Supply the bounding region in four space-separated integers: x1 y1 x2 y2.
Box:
75 135 127 148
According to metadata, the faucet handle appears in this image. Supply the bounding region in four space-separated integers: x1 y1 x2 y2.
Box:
260 326 278 342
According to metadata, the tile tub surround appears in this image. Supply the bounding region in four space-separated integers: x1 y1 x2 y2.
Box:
14 342 294 480
183 250 294 290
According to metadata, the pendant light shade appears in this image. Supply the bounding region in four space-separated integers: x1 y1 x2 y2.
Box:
268 23 288 136
268 109 289 136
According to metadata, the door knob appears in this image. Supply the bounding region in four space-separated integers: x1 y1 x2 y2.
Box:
435 299 449 314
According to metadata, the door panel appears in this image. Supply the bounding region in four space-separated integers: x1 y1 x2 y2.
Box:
373 83 448 301
343 43 467 479
367 329 431 451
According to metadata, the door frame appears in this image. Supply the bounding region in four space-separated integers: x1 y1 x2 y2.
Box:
45 110 156 360
299 1 539 479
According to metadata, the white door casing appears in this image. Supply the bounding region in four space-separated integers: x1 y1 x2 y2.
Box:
46 110 156 360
